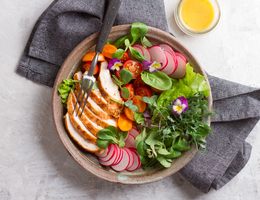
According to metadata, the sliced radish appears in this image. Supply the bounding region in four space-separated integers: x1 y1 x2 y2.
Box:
111 148 130 172
132 45 144 55
99 145 118 166
175 52 187 63
148 45 168 69
132 149 142 169
99 148 116 163
95 145 110 158
169 55 187 79
127 149 141 171
125 134 136 149
128 45 144 60
124 147 135 170
112 145 123 165
160 50 178 75
159 44 175 55
134 44 151 62
129 127 140 138
98 144 116 162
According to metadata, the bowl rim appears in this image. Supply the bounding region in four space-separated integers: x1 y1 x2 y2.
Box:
52 24 213 184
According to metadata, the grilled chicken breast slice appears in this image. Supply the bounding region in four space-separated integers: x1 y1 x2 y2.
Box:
67 91 103 139
74 90 110 120
98 61 124 116
91 88 122 118
65 113 103 154
70 90 117 128
74 71 111 120
74 70 123 118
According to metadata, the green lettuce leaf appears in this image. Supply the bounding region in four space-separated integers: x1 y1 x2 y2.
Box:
157 63 210 108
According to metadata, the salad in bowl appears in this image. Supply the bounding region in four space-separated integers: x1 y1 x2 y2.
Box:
53 23 213 183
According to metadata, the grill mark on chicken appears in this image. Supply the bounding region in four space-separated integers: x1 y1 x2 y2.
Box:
74 89 109 120
98 61 124 117
74 70 123 118
70 90 117 128
67 91 99 141
73 71 111 120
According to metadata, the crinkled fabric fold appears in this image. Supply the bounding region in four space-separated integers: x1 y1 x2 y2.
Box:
16 0 168 87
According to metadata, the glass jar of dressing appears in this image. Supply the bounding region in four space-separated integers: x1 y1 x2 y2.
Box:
174 0 221 36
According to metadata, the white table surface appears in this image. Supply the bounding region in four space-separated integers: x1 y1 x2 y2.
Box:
1 0 260 199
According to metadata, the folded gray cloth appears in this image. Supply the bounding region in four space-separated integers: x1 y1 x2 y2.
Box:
17 0 168 87
16 0 260 193
179 75 260 193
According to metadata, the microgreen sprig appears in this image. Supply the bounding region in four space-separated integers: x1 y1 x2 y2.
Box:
134 92 214 169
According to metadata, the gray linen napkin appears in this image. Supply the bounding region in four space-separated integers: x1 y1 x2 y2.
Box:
179 75 260 193
16 0 260 193
17 0 168 87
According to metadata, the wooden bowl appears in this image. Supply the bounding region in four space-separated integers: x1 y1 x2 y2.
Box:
52 24 212 184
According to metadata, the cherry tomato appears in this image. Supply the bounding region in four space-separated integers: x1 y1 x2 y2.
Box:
115 70 120 79
124 107 135 121
135 87 152 98
118 114 133 131
82 62 99 75
132 95 146 113
120 52 129 63
120 83 134 101
123 60 142 79
133 76 147 89
151 86 164 93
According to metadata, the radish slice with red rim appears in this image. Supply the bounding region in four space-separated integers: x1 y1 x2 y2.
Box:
112 145 123 165
99 146 119 166
98 144 116 162
127 149 141 171
124 134 136 149
159 44 175 55
134 44 151 62
132 45 144 55
111 148 130 172
124 147 135 170
169 55 187 79
132 149 142 169
95 145 111 158
175 52 187 63
160 50 178 75
128 45 144 60
129 127 140 138
148 45 168 69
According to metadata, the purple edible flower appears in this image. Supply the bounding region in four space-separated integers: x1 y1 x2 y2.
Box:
143 109 152 126
172 96 188 115
142 60 162 73
107 58 123 71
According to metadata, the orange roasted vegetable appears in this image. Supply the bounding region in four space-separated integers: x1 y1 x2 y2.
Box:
82 52 105 62
102 44 117 59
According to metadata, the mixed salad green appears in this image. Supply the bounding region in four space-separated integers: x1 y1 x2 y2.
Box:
95 23 214 169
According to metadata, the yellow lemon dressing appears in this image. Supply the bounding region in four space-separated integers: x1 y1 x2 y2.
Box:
180 0 215 31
